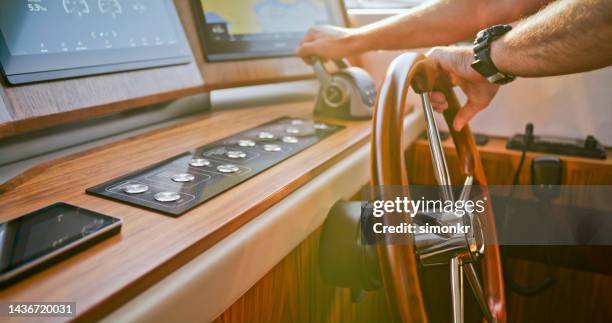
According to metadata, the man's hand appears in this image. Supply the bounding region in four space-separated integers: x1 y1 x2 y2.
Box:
426 46 500 131
296 25 362 61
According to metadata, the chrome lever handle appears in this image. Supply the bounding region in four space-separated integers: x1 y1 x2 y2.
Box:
310 57 333 88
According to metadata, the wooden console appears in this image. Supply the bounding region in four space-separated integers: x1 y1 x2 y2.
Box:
0 101 372 322
0 0 350 139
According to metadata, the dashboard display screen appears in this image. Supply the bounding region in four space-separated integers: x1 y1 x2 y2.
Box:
0 0 191 84
193 0 345 61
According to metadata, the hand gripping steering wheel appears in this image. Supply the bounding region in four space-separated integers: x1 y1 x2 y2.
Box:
371 52 506 322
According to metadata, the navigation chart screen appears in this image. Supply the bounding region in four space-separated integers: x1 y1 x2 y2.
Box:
0 0 190 84
194 0 343 61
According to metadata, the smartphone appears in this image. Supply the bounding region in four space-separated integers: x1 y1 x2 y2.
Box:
0 203 122 287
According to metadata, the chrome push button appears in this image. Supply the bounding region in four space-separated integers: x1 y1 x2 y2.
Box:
263 144 282 152
189 158 211 167
290 119 304 125
171 173 195 182
257 131 275 139
285 127 300 134
217 164 240 173
237 139 256 147
123 183 149 194
154 191 181 202
226 150 247 159
314 123 330 130
282 136 299 144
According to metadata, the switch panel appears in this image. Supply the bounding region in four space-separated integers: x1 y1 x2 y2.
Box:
87 117 343 216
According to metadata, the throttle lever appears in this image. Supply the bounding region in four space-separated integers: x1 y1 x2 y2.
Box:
310 56 375 119
310 57 333 88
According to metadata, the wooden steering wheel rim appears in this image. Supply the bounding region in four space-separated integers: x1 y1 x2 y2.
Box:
370 53 506 322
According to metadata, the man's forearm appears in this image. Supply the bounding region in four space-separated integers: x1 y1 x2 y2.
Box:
351 0 550 52
491 0 612 77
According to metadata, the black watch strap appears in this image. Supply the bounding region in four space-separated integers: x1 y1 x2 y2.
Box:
471 24 515 84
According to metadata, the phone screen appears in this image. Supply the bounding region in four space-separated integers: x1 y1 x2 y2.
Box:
0 203 120 276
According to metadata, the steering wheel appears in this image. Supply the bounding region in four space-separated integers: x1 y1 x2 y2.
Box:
370 52 506 322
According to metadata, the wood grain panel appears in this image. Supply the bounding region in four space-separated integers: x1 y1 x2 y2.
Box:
506 258 612 322
0 54 204 139
214 228 393 323
407 136 612 186
0 101 372 322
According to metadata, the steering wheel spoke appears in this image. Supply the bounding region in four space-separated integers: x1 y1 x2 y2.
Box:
422 91 491 323
450 256 464 323
420 93 454 202
465 262 494 322
371 52 506 323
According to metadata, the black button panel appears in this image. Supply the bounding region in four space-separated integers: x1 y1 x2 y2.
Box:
87 117 343 216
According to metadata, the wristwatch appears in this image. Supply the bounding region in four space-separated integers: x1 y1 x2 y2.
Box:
471 24 515 84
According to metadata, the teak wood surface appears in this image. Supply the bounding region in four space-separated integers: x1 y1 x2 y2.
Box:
408 136 612 186
0 101 372 322
0 52 204 139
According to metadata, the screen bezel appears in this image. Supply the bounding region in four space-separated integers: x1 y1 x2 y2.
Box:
0 202 122 284
0 0 192 85
191 0 348 62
